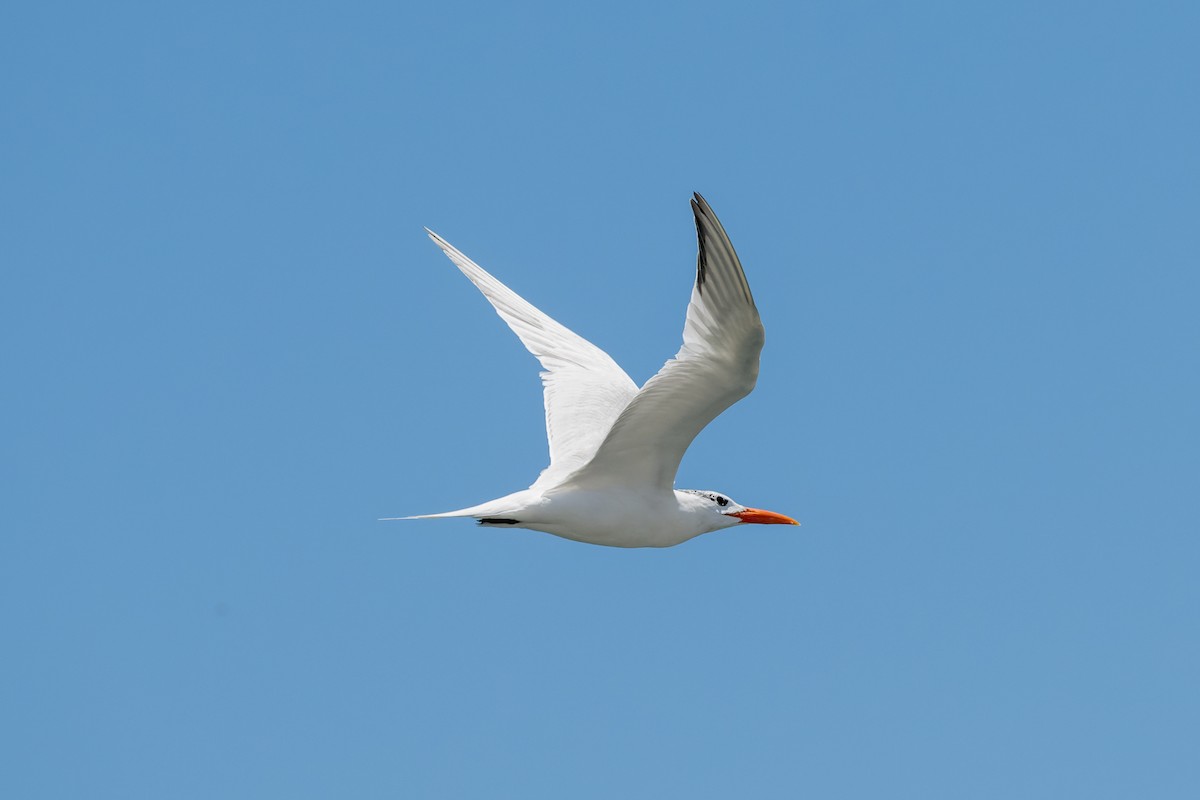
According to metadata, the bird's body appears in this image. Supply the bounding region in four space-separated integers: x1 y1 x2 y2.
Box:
436 487 745 548
390 194 798 547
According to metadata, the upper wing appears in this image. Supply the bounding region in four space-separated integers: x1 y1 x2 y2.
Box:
563 193 765 491
425 230 639 490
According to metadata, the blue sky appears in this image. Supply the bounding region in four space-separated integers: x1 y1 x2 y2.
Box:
3 1 1198 797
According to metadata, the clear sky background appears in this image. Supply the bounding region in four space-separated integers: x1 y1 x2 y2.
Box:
3 2 1198 798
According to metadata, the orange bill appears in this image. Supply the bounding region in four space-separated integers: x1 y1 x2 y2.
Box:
733 508 800 525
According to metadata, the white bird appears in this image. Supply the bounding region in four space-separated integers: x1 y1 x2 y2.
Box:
391 193 799 547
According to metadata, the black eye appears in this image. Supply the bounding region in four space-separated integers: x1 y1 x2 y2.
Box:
716 496 728 507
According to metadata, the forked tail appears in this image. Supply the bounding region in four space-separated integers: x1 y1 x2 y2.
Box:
379 490 533 523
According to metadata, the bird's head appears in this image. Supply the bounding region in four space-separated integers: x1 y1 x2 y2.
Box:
677 489 800 534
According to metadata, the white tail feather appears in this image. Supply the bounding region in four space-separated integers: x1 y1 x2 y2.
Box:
379 490 535 522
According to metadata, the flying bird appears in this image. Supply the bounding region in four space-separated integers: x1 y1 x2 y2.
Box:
391 193 798 547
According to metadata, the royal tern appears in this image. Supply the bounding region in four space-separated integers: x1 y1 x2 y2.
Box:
392 193 798 547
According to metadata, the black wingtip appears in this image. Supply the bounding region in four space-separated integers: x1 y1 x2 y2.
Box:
688 192 756 305
691 194 709 294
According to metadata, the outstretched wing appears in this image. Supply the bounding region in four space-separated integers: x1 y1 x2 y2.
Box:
564 193 765 491
425 231 639 490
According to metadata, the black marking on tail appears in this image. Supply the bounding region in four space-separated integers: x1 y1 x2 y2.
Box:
479 518 520 525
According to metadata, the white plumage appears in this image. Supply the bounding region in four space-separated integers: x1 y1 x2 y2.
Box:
389 193 798 547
